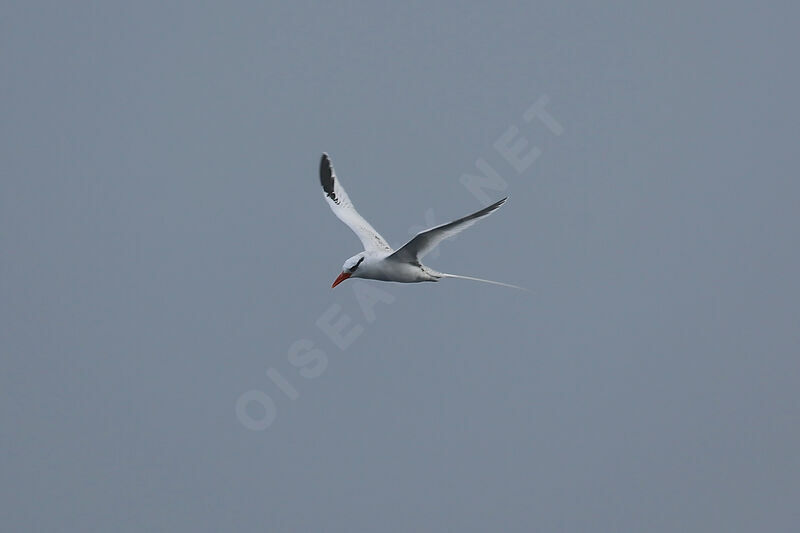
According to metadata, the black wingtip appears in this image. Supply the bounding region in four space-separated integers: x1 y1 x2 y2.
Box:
319 153 338 203
491 196 508 209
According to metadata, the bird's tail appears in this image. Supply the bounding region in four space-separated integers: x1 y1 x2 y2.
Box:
437 272 529 292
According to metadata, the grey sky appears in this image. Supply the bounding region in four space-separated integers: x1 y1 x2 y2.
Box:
2 1 798 531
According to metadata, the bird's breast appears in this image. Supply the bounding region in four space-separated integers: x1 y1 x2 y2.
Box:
360 259 437 283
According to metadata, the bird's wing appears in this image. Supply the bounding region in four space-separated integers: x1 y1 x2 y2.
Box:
319 153 392 253
390 197 508 262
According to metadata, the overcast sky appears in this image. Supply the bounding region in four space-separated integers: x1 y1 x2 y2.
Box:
2 1 799 531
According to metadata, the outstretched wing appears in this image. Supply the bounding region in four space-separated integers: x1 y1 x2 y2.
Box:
390 197 507 262
319 153 392 253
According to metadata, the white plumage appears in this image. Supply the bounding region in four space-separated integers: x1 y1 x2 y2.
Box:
319 153 526 291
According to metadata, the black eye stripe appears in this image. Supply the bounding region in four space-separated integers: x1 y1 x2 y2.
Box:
351 257 365 271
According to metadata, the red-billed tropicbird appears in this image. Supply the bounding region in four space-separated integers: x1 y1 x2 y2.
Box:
319 153 526 291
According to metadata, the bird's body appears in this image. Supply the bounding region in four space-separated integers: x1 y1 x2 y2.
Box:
319 153 525 291
350 251 443 283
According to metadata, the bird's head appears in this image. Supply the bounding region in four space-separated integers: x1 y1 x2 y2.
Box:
331 253 366 288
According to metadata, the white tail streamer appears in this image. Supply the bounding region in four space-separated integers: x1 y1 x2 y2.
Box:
439 273 529 292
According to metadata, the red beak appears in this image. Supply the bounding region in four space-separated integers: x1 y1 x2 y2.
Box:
331 271 351 288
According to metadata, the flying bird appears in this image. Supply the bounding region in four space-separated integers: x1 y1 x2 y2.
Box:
319 153 526 291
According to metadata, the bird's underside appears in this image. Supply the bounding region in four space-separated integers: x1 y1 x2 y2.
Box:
319 153 527 291
357 254 441 283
